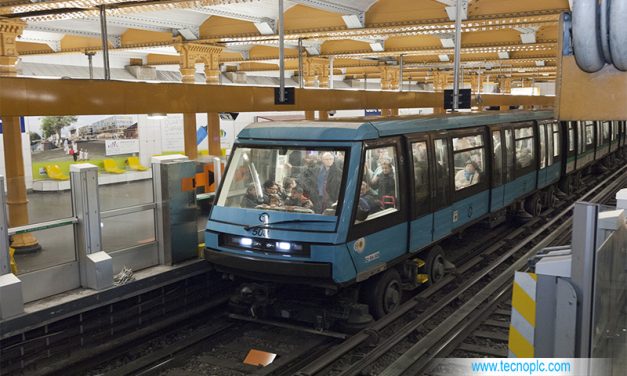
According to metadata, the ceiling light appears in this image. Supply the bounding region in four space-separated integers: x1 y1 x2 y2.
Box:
438 54 450 62
147 113 167 120
535 60 545 67
498 51 509 59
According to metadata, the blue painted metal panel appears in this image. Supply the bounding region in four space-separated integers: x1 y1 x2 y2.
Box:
503 171 537 205
433 206 453 241
490 185 505 211
546 163 561 185
345 222 408 274
537 166 548 188
409 214 433 251
433 191 490 241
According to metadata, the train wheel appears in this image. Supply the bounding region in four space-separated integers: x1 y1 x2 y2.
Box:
426 246 446 285
524 193 543 216
364 268 402 319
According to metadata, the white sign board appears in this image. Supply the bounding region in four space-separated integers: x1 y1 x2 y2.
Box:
105 139 140 156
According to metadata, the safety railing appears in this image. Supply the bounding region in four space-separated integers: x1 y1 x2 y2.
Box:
1 154 221 319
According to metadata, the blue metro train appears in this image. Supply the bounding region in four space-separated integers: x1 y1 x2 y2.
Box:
204 111 626 320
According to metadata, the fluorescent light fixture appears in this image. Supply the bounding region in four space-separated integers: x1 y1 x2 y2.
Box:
542 73 550 76
147 113 167 120
535 60 545 67
254 21 274 35
240 237 253 247
342 14 364 29
438 54 450 62
370 41 385 52
521 33 536 44
440 38 455 48
497 51 509 59
305 46 320 55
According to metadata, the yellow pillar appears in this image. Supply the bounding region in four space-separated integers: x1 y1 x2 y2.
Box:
0 19 38 251
305 111 315 120
432 71 447 114
183 113 197 160
207 112 221 156
318 111 329 121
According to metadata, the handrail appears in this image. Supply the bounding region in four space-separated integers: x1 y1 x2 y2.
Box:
101 202 157 219
8 217 78 236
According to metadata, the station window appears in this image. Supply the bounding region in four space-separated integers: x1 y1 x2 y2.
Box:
411 141 430 215
433 138 450 207
452 134 484 191
539 124 546 169
514 126 535 169
355 145 399 223
492 130 503 186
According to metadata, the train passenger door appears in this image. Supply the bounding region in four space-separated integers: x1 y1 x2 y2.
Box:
431 136 453 241
537 122 548 187
489 127 505 210
407 138 433 251
346 139 408 280
565 122 577 174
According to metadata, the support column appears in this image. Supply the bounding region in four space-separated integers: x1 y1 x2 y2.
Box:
318 111 329 121
432 71 448 114
498 77 512 111
303 57 328 88
0 19 39 252
207 112 221 156
305 111 315 120
183 113 197 159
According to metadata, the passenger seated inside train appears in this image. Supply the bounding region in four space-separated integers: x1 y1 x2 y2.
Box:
455 160 480 190
263 179 284 207
240 183 262 208
356 182 383 221
284 186 314 209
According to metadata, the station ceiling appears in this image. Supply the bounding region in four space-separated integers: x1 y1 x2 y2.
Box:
1 0 570 84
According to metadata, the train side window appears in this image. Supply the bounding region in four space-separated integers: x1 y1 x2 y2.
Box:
568 123 575 152
585 122 594 147
410 141 430 216
611 121 618 142
546 124 554 166
578 122 586 154
514 126 535 169
539 124 547 169
355 145 399 223
433 138 450 207
553 123 561 159
602 122 610 144
492 130 503 186
452 134 484 191
504 129 515 182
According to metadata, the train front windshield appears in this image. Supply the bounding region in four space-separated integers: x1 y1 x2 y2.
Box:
216 146 348 216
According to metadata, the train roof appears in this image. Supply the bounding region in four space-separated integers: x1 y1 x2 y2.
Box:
236 110 554 142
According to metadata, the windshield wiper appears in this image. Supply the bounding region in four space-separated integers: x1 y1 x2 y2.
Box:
244 219 334 231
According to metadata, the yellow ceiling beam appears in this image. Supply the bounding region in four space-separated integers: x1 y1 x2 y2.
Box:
0 76 553 116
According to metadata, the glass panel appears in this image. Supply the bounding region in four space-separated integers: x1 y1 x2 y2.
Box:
505 129 514 181
539 124 546 169
99 180 154 212
515 127 533 139
454 149 484 191
547 125 554 166
101 210 156 253
591 210 626 373
585 123 594 146
355 146 399 223
434 139 450 206
12 226 76 275
411 142 429 214
515 138 535 169
452 135 483 151
569 124 575 152
492 131 503 186
603 122 610 143
553 124 561 157
579 122 586 153
217 146 347 216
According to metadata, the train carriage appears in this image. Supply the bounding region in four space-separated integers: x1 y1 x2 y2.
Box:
204 110 625 322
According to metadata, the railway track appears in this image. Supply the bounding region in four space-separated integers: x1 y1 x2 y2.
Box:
73 165 626 376
294 165 627 376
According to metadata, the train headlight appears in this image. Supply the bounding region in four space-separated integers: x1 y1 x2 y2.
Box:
276 242 291 251
239 237 253 247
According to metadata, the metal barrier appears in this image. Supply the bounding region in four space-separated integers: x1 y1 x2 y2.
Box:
512 189 627 373
0 156 205 318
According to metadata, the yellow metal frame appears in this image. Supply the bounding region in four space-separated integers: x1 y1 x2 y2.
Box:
0 77 554 117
